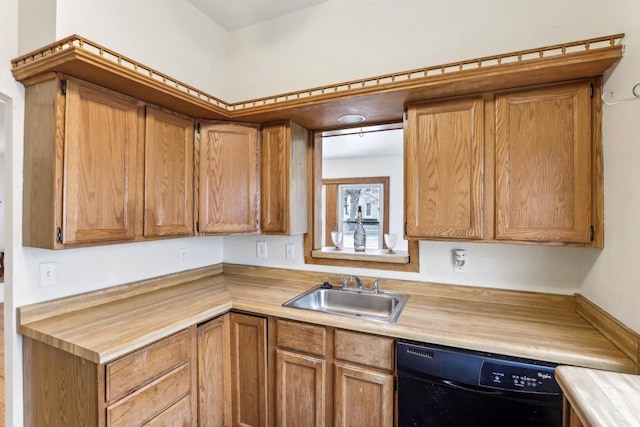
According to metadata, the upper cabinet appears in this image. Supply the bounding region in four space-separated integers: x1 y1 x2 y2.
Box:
24 76 143 249
197 122 260 235
144 106 195 238
23 75 199 249
495 83 594 244
405 79 602 247
405 98 484 239
260 121 309 235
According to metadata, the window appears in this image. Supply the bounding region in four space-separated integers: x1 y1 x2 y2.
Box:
337 183 383 249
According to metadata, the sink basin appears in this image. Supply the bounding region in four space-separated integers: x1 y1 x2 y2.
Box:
283 284 410 323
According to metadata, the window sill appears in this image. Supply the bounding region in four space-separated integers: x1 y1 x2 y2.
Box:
311 247 410 264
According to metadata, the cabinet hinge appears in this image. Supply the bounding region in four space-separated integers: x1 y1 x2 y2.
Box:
404 222 408 235
195 122 201 134
56 227 63 244
590 83 594 99
196 221 200 233
59 80 67 96
590 226 595 242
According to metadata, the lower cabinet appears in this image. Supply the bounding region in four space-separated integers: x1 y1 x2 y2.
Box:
198 312 268 427
23 327 198 427
274 319 395 427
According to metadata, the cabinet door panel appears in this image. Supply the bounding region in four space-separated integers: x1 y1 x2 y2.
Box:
229 313 267 427
63 79 140 244
261 123 288 233
197 315 231 427
144 106 194 237
406 98 484 238
276 349 326 427
334 363 394 427
198 123 259 234
495 83 591 242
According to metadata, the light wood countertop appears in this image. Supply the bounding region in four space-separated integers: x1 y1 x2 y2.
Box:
17 266 637 373
556 365 640 427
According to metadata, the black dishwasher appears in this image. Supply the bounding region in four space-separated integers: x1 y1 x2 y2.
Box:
397 340 563 427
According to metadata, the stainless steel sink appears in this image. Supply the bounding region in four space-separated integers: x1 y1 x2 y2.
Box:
282 283 409 323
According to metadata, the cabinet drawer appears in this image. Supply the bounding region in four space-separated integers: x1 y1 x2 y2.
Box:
277 319 326 356
106 329 191 402
334 330 394 371
145 395 192 427
107 363 191 427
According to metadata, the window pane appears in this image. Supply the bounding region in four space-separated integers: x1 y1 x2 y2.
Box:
337 183 383 249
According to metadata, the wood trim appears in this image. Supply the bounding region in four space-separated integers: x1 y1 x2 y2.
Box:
575 294 640 372
322 176 390 248
18 264 223 325
11 34 625 129
306 132 420 272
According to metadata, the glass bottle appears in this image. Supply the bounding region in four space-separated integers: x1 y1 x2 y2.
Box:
354 206 366 251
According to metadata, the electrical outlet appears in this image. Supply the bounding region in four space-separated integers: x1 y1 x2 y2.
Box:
179 248 188 264
453 249 467 272
40 262 57 287
286 244 295 260
256 241 268 258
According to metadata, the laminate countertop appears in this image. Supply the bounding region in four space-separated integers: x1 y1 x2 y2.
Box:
17 265 637 374
556 365 640 427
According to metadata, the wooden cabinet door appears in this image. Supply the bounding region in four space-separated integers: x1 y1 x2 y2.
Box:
495 83 592 243
334 363 394 427
144 106 194 237
276 349 327 427
63 79 141 244
197 122 259 234
405 98 484 239
197 315 231 427
229 313 268 427
261 121 308 235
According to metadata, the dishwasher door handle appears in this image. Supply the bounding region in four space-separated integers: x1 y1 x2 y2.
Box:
442 380 502 396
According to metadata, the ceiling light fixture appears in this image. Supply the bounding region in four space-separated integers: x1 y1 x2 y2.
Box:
337 114 366 124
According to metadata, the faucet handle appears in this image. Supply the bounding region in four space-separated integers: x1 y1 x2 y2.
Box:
372 279 381 294
341 275 349 289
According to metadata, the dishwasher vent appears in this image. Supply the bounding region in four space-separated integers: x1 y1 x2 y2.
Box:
407 348 434 359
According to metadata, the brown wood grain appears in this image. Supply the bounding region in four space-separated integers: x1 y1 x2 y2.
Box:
334 363 394 427
106 329 191 403
11 35 624 129
144 105 194 237
106 363 191 427
63 78 140 245
197 314 232 427
229 313 268 427
198 122 260 234
334 330 394 371
261 123 288 233
145 395 192 427
557 366 640 427
276 319 327 357
495 82 592 243
276 349 327 427
17 265 637 372
405 98 484 239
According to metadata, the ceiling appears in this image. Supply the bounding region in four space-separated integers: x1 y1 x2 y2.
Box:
187 0 330 31
323 129 403 160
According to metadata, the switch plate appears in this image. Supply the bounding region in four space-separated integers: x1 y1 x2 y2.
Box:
286 244 295 260
40 262 57 287
179 248 188 264
256 241 268 258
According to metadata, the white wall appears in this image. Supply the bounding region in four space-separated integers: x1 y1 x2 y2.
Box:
50 0 231 97
223 0 640 333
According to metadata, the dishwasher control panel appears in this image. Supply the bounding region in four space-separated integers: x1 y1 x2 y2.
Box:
480 361 560 394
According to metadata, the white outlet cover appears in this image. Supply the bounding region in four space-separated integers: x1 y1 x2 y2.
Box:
179 248 188 264
286 244 295 260
256 241 268 258
40 262 57 286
